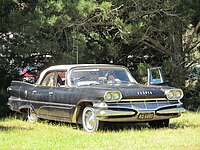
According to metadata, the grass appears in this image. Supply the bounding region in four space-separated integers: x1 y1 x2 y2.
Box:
0 111 200 150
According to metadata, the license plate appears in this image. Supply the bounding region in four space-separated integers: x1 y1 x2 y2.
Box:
138 113 154 120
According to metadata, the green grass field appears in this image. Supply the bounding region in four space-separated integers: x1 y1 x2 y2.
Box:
0 111 200 150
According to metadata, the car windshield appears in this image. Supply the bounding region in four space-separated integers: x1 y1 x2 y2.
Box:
70 67 137 86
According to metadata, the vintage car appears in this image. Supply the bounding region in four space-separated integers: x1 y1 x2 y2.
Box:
7 64 185 132
190 64 200 80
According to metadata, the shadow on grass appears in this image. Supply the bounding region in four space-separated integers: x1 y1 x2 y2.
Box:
28 119 200 132
2 114 199 132
0 124 33 132
101 122 149 132
100 122 200 132
0 115 34 132
0 125 20 131
45 120 150 131
169 123 200 129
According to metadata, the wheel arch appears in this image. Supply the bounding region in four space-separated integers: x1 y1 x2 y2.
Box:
19 104 34 114
71 100 97 124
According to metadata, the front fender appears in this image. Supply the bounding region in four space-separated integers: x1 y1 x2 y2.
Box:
71 99 101 124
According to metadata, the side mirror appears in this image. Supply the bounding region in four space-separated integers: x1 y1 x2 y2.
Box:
147 67 164 85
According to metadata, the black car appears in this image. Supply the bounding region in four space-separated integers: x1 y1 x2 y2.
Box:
7 64 185 132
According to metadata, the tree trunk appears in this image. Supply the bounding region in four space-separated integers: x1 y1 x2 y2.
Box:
171 19 184 66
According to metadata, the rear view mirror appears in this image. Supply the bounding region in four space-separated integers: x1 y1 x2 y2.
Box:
147 67 164 85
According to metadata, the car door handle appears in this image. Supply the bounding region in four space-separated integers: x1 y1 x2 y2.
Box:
32 90 37 94
49 92 54 96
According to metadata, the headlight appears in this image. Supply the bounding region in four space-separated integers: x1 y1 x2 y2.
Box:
105 92 112 101
104 91 122 102
168 91 174 99
166 89 183 100
113 92 121 100
174 90 182 98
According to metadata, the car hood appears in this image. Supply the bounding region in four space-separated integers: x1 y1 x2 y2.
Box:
78 83 169 99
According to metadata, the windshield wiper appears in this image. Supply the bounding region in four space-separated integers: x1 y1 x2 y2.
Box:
120 81 137 84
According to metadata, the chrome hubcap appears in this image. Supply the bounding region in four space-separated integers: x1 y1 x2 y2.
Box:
85 110 96 130
28 109 37 123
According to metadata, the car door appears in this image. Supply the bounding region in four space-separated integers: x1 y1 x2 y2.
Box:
147 67 164 85
30 71 56 118
45 71 72 121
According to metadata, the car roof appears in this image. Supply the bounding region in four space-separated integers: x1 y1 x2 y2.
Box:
45 64 123 71
194 64 200 68
36 64 125 85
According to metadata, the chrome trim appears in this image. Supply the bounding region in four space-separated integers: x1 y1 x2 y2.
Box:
9 98 76 107
156 107 186 114
93 102 108 108
105 103 183 111
7 87 12 91
165 89 184 100
94 98 184 122
95 107 184 122
94 98 182 112
97 114 181 122
39 105 72 110
95 110 136 117
120 98 167 102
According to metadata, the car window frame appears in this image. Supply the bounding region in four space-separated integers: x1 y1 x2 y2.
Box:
40 70 68 87
68 66 138 87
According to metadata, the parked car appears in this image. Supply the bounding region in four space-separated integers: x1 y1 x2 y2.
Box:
7 64 185 132
191 64 200 80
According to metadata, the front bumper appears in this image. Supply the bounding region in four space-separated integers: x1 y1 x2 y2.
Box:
94 99 186 122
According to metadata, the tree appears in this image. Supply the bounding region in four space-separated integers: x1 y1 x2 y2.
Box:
0 0 199 88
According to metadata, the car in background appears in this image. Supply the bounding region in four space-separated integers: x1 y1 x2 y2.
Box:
7 64 185 132
191 64 200 80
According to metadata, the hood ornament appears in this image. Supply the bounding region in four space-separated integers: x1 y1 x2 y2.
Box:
137 91 153 95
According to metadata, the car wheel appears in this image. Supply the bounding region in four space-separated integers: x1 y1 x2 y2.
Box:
149 119 169 128
82 107 103 132
27 108 38 123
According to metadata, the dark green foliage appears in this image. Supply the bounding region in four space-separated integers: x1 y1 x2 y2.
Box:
0 89 11 118
183 80 200 111
133 63 150 84
0 0 199 113
1 0 199 66
162 60 186 87
162 60 200 110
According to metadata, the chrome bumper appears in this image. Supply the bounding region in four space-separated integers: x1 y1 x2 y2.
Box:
96 107 185 117
93 99 186 122
156 107 185 114
96 110 136 117
94 105 185 122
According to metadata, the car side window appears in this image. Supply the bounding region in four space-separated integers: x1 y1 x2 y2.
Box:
56 71 67 87
41 72 56 87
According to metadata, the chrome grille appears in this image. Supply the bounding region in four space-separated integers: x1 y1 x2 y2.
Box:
107 99 180 110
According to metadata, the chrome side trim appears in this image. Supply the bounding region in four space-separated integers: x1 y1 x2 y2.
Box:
9 98 76 107
120 98 167 102
39 105 72 110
